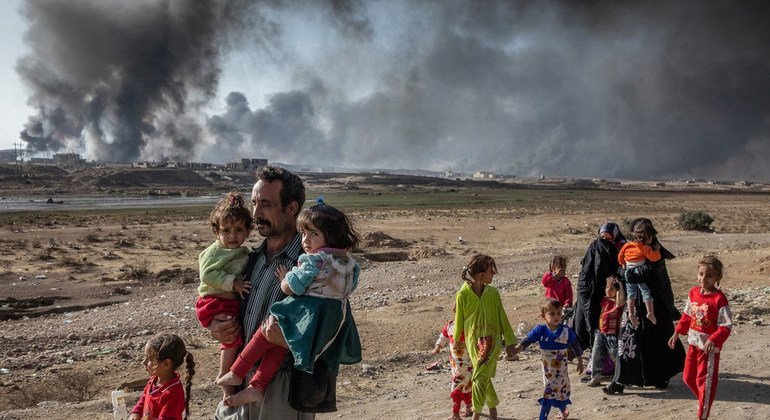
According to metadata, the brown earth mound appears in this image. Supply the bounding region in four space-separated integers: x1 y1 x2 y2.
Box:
362 231 410 248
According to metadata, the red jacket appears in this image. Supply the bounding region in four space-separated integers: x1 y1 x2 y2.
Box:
542 272 573 307
675 286 732 350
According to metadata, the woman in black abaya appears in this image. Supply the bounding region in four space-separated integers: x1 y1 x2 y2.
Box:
603 218 685 393
573 222 625 351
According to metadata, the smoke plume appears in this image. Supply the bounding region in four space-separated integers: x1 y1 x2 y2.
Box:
17 1 770 180
17 0 245 162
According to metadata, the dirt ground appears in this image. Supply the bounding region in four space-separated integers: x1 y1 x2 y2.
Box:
0 181 769 420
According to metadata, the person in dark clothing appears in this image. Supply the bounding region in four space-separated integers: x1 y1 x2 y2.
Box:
603 218 685 394
573 222 625 351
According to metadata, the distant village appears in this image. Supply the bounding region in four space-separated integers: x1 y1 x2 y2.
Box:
0 149 268 172
0 148 765 188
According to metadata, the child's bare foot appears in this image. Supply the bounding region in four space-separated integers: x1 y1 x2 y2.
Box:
223 385 263 407
558 409 570 419
463 405 473 417
220 384 236 399
489 407 498 420
448 413 462 420
646 312 657 325
628 312 640 327
216 371 243 387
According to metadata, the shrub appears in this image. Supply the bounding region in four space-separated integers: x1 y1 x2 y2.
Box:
125 259 152 280
678 211 714 231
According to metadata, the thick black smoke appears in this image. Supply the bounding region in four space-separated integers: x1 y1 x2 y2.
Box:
18 1 770 180
207 1 770 180
16 0 252 162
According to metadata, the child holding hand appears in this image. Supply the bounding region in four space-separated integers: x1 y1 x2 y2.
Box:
587 277 625 387
668 256 732 420
453 254 517 420
512 298 584 420
431 305 473 419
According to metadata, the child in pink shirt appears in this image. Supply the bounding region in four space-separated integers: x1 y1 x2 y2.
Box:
542 255 573 309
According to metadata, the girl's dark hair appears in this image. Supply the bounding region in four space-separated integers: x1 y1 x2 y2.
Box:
147 334 195 420
209 190 254 234
630 218 658 242
461 254 497 283
540 298 563 316
550 255 568 271
297 201 360 249
699 255 724 281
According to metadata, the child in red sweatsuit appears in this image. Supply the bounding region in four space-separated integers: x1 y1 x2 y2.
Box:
668 256 732 420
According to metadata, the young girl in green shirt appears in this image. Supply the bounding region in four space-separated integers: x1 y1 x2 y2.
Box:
453 254 517 420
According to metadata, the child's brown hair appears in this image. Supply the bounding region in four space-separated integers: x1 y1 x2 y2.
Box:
209 190 254 234
147 334 195 420
461 254 497 283
540 298 563 316
632 219 658 243
550 255 568 271
296 199 360 249
699 255 724 281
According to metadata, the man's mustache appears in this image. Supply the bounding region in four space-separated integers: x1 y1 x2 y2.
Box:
255 218 271 227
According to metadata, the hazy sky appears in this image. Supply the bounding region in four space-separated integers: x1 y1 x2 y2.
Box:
2 0 770 181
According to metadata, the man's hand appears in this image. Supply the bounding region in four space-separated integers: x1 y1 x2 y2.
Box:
262 316 288 348
232 278 252 299
209 313 240 345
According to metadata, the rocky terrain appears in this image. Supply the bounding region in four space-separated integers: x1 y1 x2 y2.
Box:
0 174 768 419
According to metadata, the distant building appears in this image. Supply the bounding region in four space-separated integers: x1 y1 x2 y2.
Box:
473 171 496 179
30 157 54 165
0 149 18 162
53 152 86 167
225 158 268 172
182 161 220 170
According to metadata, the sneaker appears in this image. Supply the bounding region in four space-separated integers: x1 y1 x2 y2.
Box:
587 377 602 387
602 381 624 395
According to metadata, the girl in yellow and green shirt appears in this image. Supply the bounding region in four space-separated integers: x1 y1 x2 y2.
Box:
453 254 517 420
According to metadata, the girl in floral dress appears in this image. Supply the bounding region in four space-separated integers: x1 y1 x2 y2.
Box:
512 298 584 420
432 306 473 419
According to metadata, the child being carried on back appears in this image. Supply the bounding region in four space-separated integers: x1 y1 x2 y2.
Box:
618 221 661 326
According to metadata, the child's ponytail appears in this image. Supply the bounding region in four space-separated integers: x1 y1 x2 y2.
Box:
462 254 497 283
183 352 195 420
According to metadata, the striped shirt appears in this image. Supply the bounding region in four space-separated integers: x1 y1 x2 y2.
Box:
240 233 303 343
